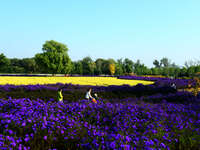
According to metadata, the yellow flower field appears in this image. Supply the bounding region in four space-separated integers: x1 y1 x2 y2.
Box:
0 76 153 86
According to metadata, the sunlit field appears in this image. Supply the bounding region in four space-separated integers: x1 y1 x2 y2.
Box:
0 76 153 86
0 76 200 149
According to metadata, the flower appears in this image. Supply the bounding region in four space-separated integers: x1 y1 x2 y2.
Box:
160 143 166 148
110 141 116 149
24 137 29 142
44 136 47 140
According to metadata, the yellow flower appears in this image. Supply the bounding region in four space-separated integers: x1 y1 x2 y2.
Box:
0 76 153 86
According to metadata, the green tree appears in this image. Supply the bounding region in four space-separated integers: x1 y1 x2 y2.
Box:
21 58 37 73
174 68 181 78
179 67 187 77
151 67 160 75
133 60 150 75
8 58 25 73
160 57 170 68
123 58 134 74
153 59 161 68
0 53 10 73
101 59 115 75
194 65 200 73
95 58 104 75
71 61 83 75
81 56 94 75
35 40 72 74
187 66 196 77
42 40 69 53
115 58 124 75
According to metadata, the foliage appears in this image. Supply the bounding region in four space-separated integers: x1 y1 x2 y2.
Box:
192 77 200 96
35 40 72 74
109 63 115 75
42 40 69 53
22 58 37 73
153 59 161 68
71 61 83 75
1 49 200 77
123 58 134 74
0 53 10 72
81 57 94 75
115 59 124 75
94 58 104 75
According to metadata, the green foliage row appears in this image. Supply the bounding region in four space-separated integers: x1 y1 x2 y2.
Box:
1 40 200 77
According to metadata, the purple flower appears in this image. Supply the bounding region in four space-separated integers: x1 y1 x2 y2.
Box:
121 144 131 150
18 144 22 150
44 136 47 140
61 130 64 134
22 122 26 127
160 143 166 148
11 141 16 147
24 137 29 142
110 141 116 149
8 129 13 135
125 136 131 142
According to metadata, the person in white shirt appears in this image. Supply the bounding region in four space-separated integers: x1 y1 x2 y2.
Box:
85 88 94 101
171 83 176 90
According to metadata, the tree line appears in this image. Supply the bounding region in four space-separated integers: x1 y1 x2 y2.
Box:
1 40 200 78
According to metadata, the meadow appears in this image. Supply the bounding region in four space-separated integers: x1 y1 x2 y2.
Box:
0 76 199 150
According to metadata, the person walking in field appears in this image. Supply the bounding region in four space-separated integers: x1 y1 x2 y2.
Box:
171 83 176 90
85 88 97 103
57 88 63 103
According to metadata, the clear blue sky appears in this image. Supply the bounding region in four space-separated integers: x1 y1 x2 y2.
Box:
0 0 200 67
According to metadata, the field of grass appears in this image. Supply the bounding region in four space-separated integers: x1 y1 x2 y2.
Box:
0 76 154 86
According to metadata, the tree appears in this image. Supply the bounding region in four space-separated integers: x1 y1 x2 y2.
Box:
81 56 94 75
174 68 181 78
133 60 151 75
35 40 72 74
179 67 187 77
0 53 10 72
8 58 25 73
42 40 68 53
170 62 178 68
184 60 200 68
153 59 161 68
195 66 200 73
100 59 115 75
115 58 124 75
123 58 134 74
71 61 83 75
151 67 162 75
160 57 170 68
21 58 37 73
95 58 104 75
187 66 196 77
109 63 115 75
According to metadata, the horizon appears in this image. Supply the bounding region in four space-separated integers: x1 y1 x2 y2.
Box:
0 0 200 68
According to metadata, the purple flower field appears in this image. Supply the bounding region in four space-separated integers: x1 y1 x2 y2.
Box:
0 96 200 150
0 76 200 149
118 76 195 89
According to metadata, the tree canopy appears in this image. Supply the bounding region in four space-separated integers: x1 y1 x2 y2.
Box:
1 42 200 78
35 40 72 74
